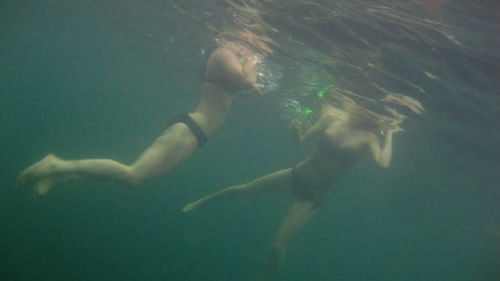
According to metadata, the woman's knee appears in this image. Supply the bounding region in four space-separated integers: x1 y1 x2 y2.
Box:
123 167 146 188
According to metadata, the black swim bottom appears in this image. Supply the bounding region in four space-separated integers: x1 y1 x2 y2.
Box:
290 165 323 209
166 114 208 147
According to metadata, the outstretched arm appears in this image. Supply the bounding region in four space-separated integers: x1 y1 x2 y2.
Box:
368 129 394 168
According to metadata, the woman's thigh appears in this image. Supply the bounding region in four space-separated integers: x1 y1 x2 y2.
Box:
131 123 199 180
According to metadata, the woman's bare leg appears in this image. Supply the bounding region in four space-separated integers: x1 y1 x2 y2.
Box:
266 199 317 281
182 168 293 212
16 122 199 197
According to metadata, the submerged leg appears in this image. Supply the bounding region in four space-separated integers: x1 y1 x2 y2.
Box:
16 122 199 197
32 174 86 200
266 199 317 281
182 168 293 212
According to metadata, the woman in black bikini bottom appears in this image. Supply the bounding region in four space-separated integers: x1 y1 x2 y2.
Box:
183 97 402 280
15 43 265 198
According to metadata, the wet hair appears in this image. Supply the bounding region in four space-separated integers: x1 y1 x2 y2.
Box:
324 91 382 132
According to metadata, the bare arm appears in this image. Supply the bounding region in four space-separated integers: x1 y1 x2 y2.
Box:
368 130 394 168
241 56 263 94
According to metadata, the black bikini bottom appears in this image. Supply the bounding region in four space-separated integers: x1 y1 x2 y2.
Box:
166 114 208 147
290 165 324 209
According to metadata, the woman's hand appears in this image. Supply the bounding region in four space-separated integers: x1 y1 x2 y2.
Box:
241 55 264 94
290 119 301 133
289 119 302 145
381 126 403 137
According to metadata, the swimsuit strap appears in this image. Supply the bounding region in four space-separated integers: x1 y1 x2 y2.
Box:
166 114 208 147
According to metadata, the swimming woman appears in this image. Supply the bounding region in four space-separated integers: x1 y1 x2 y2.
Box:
182 93 403 280
16 39 266 198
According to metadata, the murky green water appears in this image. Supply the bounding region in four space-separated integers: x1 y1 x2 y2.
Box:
1 1 498 280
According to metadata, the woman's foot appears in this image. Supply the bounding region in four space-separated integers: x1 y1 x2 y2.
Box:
16 154 64 190
182 198 207 213
34 174 82 199
33 177 63 200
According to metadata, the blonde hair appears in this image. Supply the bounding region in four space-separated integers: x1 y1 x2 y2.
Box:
325 90 402 132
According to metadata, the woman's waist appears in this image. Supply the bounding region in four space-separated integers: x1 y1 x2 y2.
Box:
188 110 226 137
295 158 337 187
300 154 355 182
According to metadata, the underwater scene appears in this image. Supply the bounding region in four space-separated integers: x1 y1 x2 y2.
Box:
1 0 498 280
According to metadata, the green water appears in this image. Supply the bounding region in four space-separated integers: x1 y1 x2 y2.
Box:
1 1 498 281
